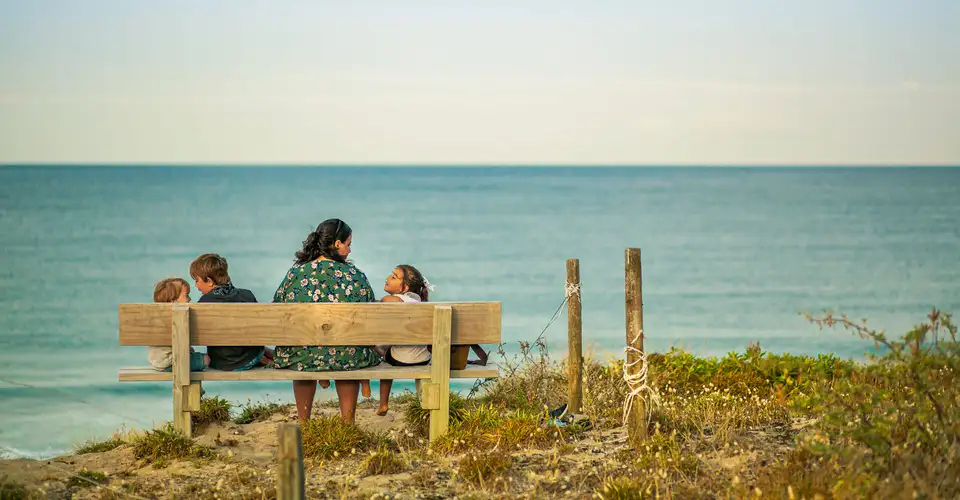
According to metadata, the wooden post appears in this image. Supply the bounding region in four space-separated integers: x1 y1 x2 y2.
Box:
428 306 452 442
171 304 192 437
625 248 647 443
566 258 583 414
277 423 305 500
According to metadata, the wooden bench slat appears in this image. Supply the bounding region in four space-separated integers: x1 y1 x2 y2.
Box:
118 302 501 346
118 364 500 382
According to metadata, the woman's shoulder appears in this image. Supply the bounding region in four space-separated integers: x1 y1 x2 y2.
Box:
287 259 372 283
336 260 372 281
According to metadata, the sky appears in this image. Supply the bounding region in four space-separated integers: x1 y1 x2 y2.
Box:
1 0 958 165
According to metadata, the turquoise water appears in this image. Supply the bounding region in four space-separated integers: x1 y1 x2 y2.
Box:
1 166 959 458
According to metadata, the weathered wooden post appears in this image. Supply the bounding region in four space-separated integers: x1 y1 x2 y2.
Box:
277 423 305 500
625 248 647 443
566 258 583 414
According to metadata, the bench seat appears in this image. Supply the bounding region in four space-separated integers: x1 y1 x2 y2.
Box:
118 364 499 382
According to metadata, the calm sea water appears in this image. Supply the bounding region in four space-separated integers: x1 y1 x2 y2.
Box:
1 166 959 458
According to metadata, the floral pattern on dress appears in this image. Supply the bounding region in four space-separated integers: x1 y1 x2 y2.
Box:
272 260 382 372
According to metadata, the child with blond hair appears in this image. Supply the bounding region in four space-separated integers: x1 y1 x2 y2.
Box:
147 278 210 371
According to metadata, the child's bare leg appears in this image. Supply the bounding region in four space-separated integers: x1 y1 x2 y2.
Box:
204 354 211 367
360 380 372 398
377 380 393 416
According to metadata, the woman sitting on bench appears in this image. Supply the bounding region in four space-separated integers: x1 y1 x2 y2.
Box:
271 218 382 424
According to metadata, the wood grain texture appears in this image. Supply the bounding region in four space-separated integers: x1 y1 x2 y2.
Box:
276 424 305 500
566 258 583 413
625 248 647 442
429 306 452 442
421 382 440 410
118 302 501 346
185 383 202 412
117 364 499 382
171 305 190 387
171 305 191 437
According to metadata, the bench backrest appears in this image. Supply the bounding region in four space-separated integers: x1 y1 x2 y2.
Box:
118 302 501 346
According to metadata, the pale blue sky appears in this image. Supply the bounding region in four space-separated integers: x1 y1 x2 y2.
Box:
1 0 958 164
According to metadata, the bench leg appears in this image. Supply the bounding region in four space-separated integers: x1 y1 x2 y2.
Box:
173 384 192 438
173 382 201 437
186 382 202 411
428 306 452 442
415 379 423 396
170 305 193 437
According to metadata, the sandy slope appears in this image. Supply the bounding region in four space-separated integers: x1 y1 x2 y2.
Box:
0 399 804 499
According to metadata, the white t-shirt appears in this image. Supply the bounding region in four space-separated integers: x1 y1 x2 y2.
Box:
389 292 432 364
147 346 174 370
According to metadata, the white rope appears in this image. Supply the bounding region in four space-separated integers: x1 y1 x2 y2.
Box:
564 281 581 299
622 329 660 427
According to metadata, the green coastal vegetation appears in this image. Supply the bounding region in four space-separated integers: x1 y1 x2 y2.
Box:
2 308 957 499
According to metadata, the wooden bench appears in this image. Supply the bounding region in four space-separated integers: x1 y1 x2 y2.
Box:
117 302 501 441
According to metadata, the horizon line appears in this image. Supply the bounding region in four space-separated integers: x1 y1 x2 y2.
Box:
2 162 959 168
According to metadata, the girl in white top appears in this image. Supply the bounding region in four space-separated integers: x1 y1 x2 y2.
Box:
372 264 434 415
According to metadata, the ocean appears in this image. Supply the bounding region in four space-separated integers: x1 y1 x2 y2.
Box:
1 166 958 458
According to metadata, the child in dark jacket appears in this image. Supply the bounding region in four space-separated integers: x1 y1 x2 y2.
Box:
190 253 275 371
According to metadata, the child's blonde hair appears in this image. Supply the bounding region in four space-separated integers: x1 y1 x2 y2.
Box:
154 278 188 303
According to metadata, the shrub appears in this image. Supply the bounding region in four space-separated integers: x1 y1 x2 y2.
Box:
192 396 232 429
130 423 216 467
403 392 468 437
66 470 107 488
74 437 125 455
301 415 393 460
784 308 960 498
359 445 406 476
233 400 288 424
456 448 512 486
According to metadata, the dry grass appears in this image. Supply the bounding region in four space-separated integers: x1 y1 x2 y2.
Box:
8 308 958 499
191 396 232 430
358 444 406 476
233 399 289 424
301 414 394 461
129 423 217 468
74 437 126 455
456 448 512 486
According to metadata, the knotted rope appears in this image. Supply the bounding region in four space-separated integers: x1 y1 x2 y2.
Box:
622 329 660 427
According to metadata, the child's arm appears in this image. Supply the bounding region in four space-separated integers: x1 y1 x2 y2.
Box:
381 295 403 303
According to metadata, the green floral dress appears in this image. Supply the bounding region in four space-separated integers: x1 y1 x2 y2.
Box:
272 259 383 371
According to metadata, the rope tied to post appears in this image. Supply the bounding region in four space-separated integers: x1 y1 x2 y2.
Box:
564 281 581 299
622 328 660 427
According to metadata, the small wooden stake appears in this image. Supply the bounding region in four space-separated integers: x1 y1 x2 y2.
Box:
566 258 583 414
277 423 305 500
625 248 647 443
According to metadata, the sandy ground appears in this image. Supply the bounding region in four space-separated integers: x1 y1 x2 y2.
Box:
0 400 806 499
